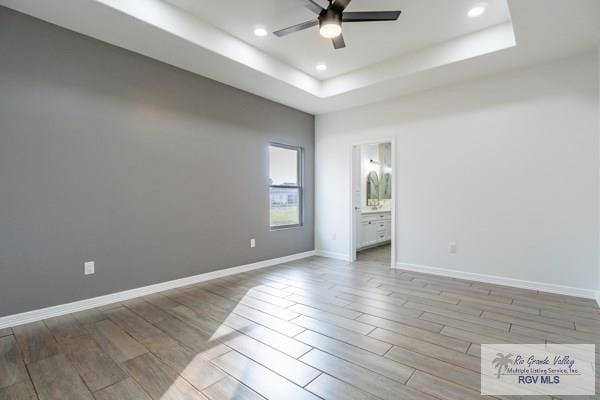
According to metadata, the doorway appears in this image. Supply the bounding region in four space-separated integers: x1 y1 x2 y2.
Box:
350 140 395 266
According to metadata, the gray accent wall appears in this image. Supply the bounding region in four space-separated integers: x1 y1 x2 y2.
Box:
0 7 315 317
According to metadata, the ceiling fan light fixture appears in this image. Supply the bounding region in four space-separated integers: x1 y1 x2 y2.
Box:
319 9 342 38
320 23 342 38
273 2 402 50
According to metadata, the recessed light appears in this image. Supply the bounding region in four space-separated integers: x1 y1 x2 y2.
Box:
253 26 268 37
316 63 328 71
468 4 486 18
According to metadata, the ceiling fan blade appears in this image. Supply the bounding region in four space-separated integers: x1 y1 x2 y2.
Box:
332 0 351 12
273 20 319 37
303 0 325 14
342 11 401 22
332 33 346 49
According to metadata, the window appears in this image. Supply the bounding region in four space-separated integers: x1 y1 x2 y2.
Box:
269 143 303 228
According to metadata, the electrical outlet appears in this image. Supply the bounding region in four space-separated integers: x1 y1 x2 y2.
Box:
448 242 457 254
250 238 256 248
84 261 95 275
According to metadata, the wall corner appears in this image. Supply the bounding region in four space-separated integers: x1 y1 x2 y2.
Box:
597 46 600 301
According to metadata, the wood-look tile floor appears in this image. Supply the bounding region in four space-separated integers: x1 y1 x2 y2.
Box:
1 256 599 400
357 245 391 264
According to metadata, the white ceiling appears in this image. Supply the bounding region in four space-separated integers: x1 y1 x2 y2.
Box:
1 0 599 114
166 0 512 79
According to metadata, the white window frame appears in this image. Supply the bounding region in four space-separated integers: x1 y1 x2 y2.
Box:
268 143 304 230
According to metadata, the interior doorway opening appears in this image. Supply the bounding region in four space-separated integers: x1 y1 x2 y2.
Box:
350 140 395 266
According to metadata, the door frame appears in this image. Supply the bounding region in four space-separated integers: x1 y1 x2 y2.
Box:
349 137 397 267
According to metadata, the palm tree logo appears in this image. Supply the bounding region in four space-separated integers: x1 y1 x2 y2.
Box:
492 353 514 379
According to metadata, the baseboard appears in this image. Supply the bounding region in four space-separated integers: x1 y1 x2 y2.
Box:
0 250 316 330
395 262 600 301
315 249 351 261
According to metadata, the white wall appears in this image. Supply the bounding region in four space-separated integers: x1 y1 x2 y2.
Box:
316 52 599 294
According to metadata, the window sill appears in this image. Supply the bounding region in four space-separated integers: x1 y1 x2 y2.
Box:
270 224 303 231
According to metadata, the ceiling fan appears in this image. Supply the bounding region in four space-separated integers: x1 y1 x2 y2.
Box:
273 0 402 49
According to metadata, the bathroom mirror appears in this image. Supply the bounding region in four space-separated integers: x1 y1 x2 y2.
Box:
380 173 392 199
366 171 380 206
379 143 392 200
